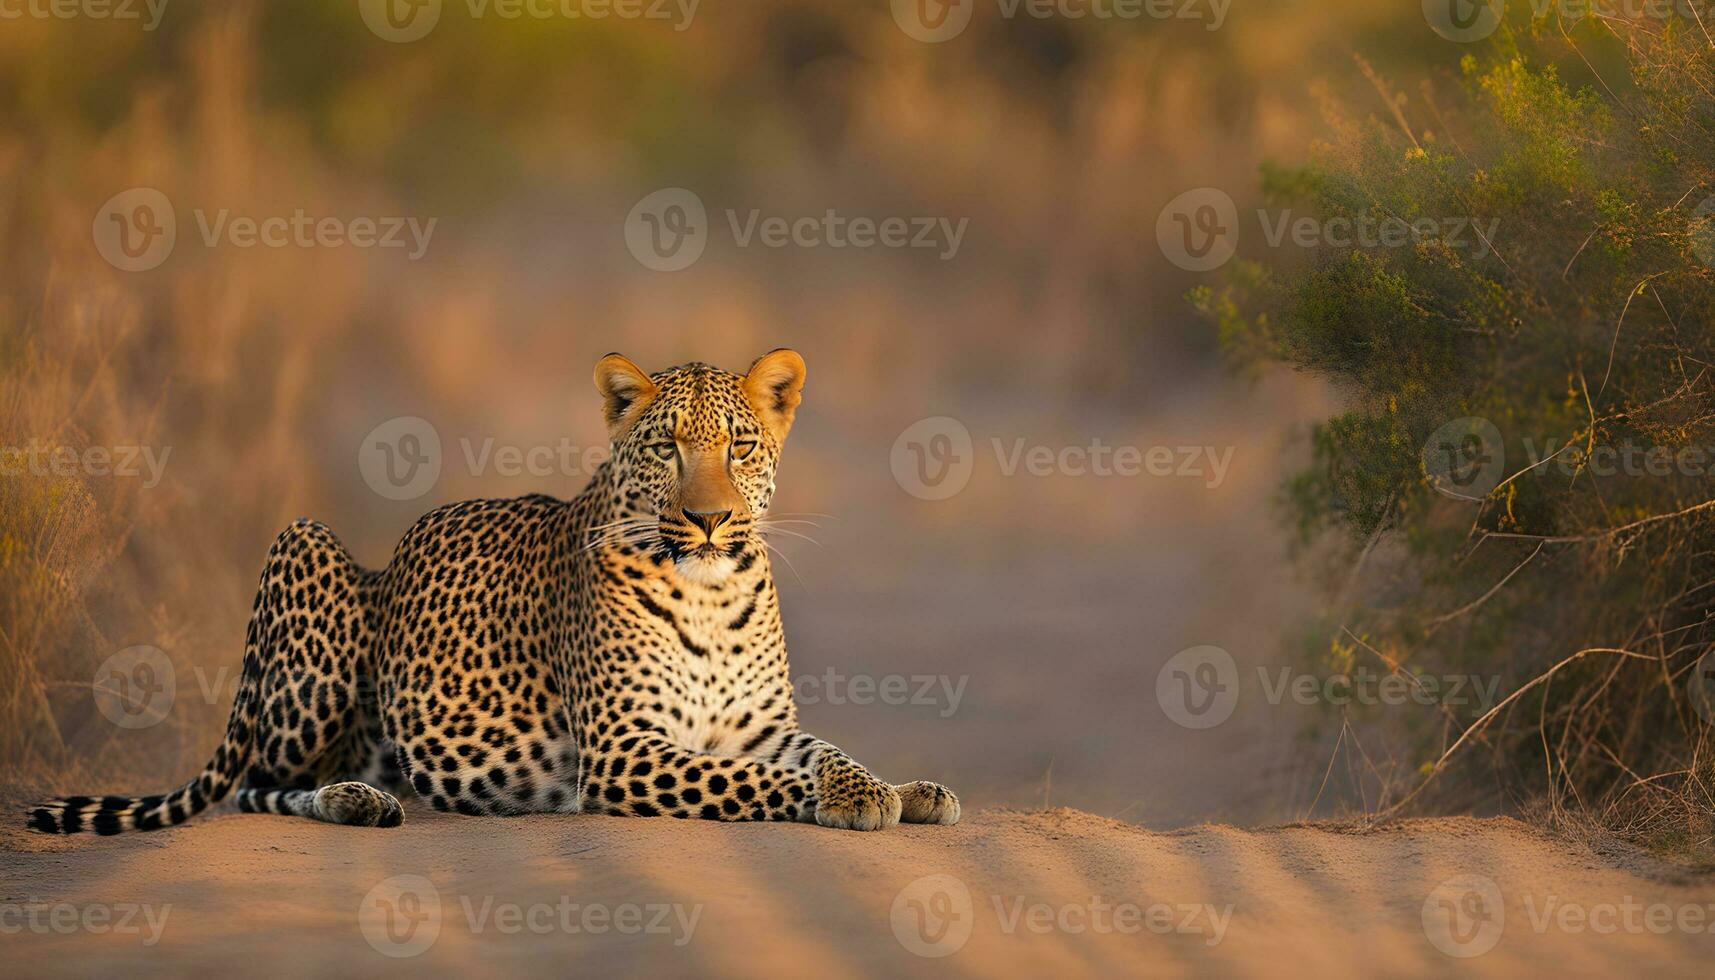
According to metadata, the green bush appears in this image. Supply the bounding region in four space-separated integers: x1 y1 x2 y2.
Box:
1197 14 1715 833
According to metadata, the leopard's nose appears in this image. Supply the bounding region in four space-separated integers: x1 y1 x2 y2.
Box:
682 508 732 536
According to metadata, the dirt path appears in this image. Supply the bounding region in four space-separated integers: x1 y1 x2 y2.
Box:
3 807 1711 978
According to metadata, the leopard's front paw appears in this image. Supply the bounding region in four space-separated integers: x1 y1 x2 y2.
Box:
895 780 960 825
814 778 902 832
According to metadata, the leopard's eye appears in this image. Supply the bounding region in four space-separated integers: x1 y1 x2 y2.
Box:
649 443 677 461
731 439 758 461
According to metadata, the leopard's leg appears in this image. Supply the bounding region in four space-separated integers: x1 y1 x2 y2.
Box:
228 522 404 826
232 697 406 827
382 675 581 817
579 730 819 824
579 727 952 830
28 519 384 834
763 731 958 829
356 733 410 796
802 742 902 831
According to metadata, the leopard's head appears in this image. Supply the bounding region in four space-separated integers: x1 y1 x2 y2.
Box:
593 349 806 585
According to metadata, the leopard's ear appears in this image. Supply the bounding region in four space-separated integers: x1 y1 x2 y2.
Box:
593 353 658 440
743 348 807 444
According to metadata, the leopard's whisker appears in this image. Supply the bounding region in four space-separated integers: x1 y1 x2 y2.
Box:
761 540 807 590
584 519 655 544
585 536 657 554
583 524 661 552
586 517 654 536
587 516 654 533
755 525 821 547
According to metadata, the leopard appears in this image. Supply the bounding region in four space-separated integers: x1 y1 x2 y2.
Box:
29 349 959 835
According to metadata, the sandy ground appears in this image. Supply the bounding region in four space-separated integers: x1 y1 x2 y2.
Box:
3 806 1712 978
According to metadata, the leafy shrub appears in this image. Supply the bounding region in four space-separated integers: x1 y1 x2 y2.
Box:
1197 13 1715 835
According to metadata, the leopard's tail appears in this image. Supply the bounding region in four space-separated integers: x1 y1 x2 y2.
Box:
27 641 265 835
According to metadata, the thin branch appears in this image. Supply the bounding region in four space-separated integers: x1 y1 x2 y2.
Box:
1480 497 1715 545
1428 542 1546 632
1379 648 1656 819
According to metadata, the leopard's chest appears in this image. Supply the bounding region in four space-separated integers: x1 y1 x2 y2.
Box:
600 577 787 751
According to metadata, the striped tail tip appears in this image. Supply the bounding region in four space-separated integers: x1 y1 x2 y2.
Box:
27 794 171 835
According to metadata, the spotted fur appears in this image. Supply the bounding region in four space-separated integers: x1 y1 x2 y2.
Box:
29 350 959 834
